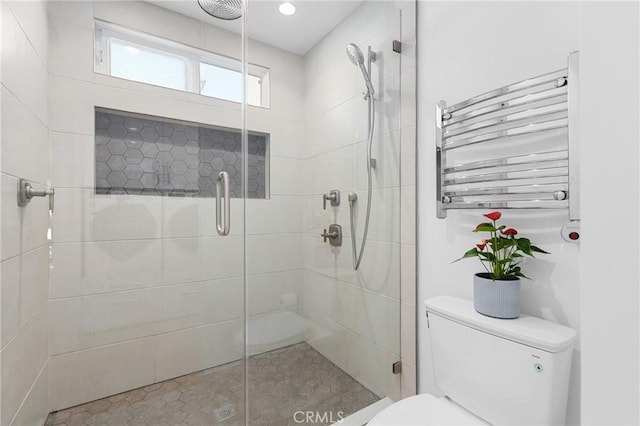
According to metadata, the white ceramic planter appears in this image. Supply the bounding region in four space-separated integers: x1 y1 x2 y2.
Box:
473 273 521 319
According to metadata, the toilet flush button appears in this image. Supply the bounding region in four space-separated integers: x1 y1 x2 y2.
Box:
534 363 544 373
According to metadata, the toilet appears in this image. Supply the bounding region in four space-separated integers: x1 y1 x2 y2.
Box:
369 296 577 425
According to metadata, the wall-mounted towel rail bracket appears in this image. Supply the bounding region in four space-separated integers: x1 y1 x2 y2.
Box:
17 178 55 212
436 51 580 229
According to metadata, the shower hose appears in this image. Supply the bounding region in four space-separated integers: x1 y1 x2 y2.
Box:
349 93 375 270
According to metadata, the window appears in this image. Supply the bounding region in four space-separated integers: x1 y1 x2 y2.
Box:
94 20 270 108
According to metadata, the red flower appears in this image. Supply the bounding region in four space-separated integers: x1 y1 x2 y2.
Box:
483 211 502 221
501 228 518 236
476 240 490 250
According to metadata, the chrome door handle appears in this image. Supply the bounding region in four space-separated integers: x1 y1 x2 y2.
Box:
215 171 231 236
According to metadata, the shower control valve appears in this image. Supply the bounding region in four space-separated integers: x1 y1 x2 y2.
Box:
321 224 342 247
323 190 340 209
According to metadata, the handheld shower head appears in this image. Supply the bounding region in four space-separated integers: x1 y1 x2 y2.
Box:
346 43 365 66
346 43 375 97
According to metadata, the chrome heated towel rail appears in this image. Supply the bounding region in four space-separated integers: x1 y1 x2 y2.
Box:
436 51 580 220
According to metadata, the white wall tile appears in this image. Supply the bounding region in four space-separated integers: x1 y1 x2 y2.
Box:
10 359 49 426
281 120 307 160
48 18 94 81
51 240 163 298
343 329 401 400
354 132 401 191
49 188 92 243
0 307 48 425
48 75 94 135
270 156 304 196
153 320 244 382
1 3 48 124
333 281 400 354
0 256 19 349
304 145 355 196
46 1 94 29
304 311 348 371
92 194 163 241
347 187 401 245
1 87 49 184
247 270 303 316
246 233 303 275
161 236 244 285
92 289 162 347
50 296 94 355
202 277 244 324
303 270 336 320
19 246 49 329
50 131 94 189
246 196 302 235
49 337 156 411
159 283 206 331
202 21 242 59
6 1 48 66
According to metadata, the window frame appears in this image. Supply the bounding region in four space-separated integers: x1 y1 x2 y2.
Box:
94 20 270 108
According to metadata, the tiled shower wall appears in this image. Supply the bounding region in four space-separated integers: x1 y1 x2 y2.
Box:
301 1 404 400
48 0 305 411
1 1 51 425
95 109 267 199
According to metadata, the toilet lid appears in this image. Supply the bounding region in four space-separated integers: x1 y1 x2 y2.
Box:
368 394 484 426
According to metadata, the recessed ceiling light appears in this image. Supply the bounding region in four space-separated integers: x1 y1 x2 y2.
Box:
279 2 296 16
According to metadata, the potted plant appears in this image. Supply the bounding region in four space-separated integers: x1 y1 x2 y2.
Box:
454 211 549 319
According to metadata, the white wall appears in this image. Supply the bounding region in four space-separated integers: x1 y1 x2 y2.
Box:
418 2 640 425
0 1 51 425
579 2 639 424
47 0 306 410
301 0 405 400
416 2 583 424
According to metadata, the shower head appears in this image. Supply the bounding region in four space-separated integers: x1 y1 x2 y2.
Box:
345 43 375 97
198 0 243 20
346 43 365 67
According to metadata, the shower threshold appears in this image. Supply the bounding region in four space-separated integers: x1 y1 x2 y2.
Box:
45 342 379 426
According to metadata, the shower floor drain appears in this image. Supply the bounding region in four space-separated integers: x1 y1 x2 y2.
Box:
213 404 236 422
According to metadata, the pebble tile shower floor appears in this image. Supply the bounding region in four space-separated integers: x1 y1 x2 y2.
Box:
45 343 379 426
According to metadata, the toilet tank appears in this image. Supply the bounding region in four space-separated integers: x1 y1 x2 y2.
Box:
425 296 576 426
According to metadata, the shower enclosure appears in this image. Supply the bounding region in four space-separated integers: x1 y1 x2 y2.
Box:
1 0 410 424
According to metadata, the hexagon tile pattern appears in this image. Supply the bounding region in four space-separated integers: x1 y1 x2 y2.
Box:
95 109 267 199
44 343 378 426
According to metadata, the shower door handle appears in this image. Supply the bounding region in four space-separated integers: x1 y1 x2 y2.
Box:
215 171 231 236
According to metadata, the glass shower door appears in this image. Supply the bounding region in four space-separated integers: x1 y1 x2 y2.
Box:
47 2 248 424
244 1 402 423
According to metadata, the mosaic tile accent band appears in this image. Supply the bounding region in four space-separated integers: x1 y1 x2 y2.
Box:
95 108 267 198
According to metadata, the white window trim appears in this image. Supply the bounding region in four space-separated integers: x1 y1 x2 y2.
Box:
94 19 270 108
